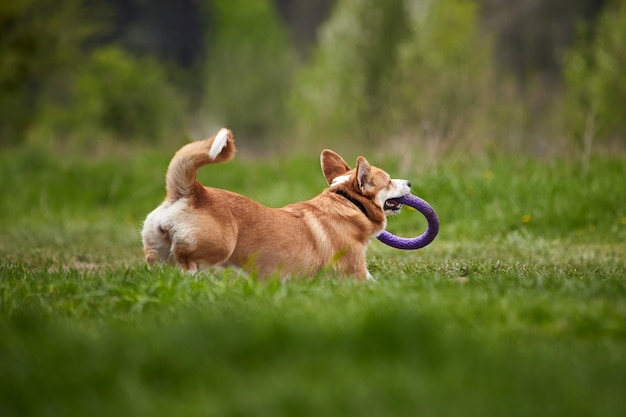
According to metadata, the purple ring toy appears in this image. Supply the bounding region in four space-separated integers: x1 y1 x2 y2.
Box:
377 194 439 250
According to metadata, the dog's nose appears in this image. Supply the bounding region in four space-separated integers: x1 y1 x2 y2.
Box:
406 181 411 188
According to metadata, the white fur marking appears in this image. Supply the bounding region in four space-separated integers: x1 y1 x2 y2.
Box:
208 128 229 160
377 179 411 206
304 214 331 255
141 199 197 263
331 174 350 186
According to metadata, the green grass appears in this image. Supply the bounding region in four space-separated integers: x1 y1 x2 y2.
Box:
0 144 625 416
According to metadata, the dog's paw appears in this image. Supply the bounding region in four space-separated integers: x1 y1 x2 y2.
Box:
366 271 379 284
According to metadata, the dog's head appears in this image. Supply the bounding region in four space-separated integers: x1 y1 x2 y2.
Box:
320 149 411 216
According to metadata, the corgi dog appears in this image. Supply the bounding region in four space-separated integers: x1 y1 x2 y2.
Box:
141 128 411 280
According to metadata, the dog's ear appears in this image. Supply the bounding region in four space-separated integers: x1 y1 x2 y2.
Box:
356 156 372 191
321 149 351 185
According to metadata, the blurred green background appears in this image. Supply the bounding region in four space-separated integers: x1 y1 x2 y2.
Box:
2 0 625 155
1 2 625 416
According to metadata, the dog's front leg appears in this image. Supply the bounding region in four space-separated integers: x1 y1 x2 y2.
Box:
366 271 378 283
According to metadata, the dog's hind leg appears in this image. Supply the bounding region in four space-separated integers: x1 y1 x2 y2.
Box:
172 235 235 273
142 212 174 267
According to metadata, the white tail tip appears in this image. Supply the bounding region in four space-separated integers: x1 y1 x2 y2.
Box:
208 128 230 160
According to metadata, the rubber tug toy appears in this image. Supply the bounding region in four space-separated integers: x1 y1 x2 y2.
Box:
377 194 439 250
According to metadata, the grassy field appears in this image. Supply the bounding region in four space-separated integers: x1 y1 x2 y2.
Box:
0 143 625 416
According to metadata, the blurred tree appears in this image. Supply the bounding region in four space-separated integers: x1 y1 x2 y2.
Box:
563 0 626 149
291 0 496 145
3 0 620 150
273 0 336 58
202 0 297 141
0 0 106 144
38 46 187 143
388 0 495 142
95 0 205 68
479 0 606 87
90 0 207 106
290 0 410 142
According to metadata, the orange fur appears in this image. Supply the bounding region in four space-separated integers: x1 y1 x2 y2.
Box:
141 128 411 280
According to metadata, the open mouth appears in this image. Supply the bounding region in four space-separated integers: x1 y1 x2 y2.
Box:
384 199 402 213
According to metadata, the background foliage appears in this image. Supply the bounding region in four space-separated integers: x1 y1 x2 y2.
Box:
1 0 624 151
0 0 104 143
37 46 187 143
202 0 297 140
563 0 626 146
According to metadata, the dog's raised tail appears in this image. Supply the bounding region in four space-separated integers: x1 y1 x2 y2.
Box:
165 128 236 200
